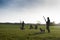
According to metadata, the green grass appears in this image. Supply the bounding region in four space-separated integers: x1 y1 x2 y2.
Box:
0 24 60 40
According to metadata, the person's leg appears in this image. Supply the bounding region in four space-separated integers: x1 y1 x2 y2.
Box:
48 28 50 33
47 26 50 33
46 25 50 33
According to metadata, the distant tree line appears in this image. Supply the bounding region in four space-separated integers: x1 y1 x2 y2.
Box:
50 21 55 26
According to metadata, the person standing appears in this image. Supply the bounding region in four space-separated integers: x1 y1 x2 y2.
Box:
46 17 50 33
21 21 24 30
35 25 38 29
29 24 33 29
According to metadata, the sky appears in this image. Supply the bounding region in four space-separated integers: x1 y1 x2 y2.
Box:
0 0 60 24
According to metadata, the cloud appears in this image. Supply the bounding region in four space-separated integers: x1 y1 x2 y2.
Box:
0 0 45 8
0 0 60 13
0 0 45 14
0 0 59 10
0 0 12 8
0 0 60 23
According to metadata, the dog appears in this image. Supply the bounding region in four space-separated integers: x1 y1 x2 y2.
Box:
40 28 45 33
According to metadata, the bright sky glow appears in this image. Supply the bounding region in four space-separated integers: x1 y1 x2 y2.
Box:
0 0 60 24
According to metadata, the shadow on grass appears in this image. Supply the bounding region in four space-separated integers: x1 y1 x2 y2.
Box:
28 32 45 36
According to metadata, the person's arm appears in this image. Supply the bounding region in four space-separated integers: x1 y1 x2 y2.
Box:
43 16 46 22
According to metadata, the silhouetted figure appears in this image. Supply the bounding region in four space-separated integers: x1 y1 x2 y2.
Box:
46 17 50 33
35 25 38 29
29 24 33 29
21 21 24 30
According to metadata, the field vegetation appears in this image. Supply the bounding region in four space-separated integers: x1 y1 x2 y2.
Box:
0 23 60 40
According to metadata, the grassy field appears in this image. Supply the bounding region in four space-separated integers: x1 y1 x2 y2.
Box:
0 24 60 40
